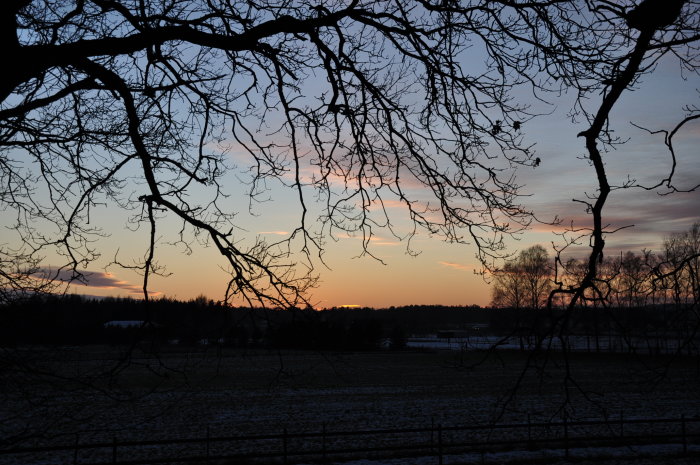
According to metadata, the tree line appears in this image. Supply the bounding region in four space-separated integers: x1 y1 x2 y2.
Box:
0 296 409 349
2 291 698 353
491 222 700 312
488 223 700 354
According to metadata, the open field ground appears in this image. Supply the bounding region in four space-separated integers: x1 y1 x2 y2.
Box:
1 347 700 463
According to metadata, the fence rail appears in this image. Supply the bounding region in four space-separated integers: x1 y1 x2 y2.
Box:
2 416 699 465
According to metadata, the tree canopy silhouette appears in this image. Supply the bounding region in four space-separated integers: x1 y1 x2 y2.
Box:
1 0 698 307
491 244 552 310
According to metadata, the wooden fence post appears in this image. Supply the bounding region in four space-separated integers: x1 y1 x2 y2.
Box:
322 422 327 463
437 424 443 465
112 437 117 465
620 410 624 439
73 433 79 465
682 414 687 456
563 416 569 459
206 426 210 464
283 428 288 465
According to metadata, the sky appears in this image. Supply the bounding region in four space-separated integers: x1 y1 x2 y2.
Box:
5 21 700 308
48 55 699 309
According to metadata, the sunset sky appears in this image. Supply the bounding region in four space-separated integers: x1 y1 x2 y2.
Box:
6 48 699 308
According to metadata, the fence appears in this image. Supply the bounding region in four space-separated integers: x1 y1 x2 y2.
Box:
2 415 699 465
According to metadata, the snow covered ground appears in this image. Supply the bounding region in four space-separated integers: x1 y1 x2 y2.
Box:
406 334 695 355
1 348 699 464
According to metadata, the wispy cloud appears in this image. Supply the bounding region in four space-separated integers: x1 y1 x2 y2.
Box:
367 199 410 211
372 238 401 246
259 231 289 235
438 261 475 272
333 232 400 246
528 186 699 239
34 268 154 296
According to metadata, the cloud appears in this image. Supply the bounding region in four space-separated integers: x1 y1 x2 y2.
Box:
528 186 699 239
33 268 152 296
339 233 401 247
438 261 475 272
367 199 409 211
372 238 401 246
259 231 289 235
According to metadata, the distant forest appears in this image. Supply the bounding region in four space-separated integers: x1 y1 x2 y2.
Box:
1 294 697 351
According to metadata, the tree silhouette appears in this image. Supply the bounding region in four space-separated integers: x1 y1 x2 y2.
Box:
1 1 698 309
547 0 700 310
1 0 546 306
661 222 700 308
491 244 552 310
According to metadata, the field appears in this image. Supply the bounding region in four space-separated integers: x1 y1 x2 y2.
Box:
2 346 700 463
